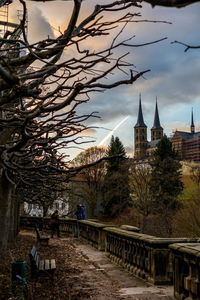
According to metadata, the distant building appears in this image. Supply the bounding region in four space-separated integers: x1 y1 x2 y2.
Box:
134 97 200 162
23 198 69 217
134 95 163 159
171 110 200 161
22 174 100 218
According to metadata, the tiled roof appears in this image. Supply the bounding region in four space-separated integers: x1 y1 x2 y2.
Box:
175 131 200 140
147 139 160 148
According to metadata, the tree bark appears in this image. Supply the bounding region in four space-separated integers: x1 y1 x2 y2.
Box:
0 169 14 256
43 205 48 217
8 191 19 243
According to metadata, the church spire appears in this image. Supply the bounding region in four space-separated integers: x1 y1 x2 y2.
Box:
134 94 147 128
151 97 163 130
191 108 195 134
151 97 163 141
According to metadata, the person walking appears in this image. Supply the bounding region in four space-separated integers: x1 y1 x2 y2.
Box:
74 204 86 237
50 209 60 238
75 204 86 220
80 205 86 220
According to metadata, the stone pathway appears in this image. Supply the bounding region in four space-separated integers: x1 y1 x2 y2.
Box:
75 240 174 300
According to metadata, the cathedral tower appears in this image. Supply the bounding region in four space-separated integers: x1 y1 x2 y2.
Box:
151 98 163 141
134 95 147 159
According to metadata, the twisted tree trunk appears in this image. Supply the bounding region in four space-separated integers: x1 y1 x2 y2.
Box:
0 169 15 256
8 192 19 243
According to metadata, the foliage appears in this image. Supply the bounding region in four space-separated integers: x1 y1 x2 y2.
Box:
129 160 153 229
173 163 200 236
103 163 131 217
73 147 107 187
103 136 130 217
175 189 200 237
178 175 196 202
71 146 107 217
149 135 183 213
106 136 126 174
190 163 200 187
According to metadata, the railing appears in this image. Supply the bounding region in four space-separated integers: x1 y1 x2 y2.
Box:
20 216 199 290
104 227 198 285
20 216 77 237
169 243 200 299
78 220 116 250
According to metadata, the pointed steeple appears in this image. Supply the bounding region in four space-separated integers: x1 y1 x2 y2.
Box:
151 97 163 141
191 108 195 134
151 97 163 130
134 94 147 128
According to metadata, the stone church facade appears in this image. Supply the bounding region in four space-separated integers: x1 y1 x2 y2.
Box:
134 96 163 159
134 97 200 162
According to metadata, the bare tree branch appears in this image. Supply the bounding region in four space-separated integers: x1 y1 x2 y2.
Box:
143 0 200 8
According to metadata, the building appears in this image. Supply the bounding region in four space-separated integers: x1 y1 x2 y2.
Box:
171 110 200 161
23 198 69 217
22 175 87 217
134 95 163 159
134 97 200 162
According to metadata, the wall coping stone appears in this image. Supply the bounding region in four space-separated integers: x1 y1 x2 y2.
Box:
169 242 200 257
103 227 198 246
78 220 117 229
120 225 140 232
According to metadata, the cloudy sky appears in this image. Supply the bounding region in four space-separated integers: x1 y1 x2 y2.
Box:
7 0 200 158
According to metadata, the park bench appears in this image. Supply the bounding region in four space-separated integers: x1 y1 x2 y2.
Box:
35 227 49 245
29 246 56 278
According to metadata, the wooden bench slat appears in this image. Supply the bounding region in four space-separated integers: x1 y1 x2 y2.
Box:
50 259 56 270
35 228 49 245
30 246 56 277
35 253 39 268
44 260 50 270
39 260 45 270
31 246 36 257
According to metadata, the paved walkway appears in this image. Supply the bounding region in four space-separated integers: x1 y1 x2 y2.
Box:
73 239 174 300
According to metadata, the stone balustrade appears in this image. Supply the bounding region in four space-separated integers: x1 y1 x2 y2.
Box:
169 243 200 300
104 227 197 285
78 220 115 250
20 216 77 236
20 216 199 296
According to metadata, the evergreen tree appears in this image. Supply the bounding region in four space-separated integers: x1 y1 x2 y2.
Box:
103 136 130 217
106 136 126 174
149 135 183 213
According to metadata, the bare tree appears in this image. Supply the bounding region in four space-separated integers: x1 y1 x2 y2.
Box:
129 160 153 230
72 146 107 217
0 0 158 254
16 150 67 217
143 0 200 51
2 0 199 8
143 0 200 8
